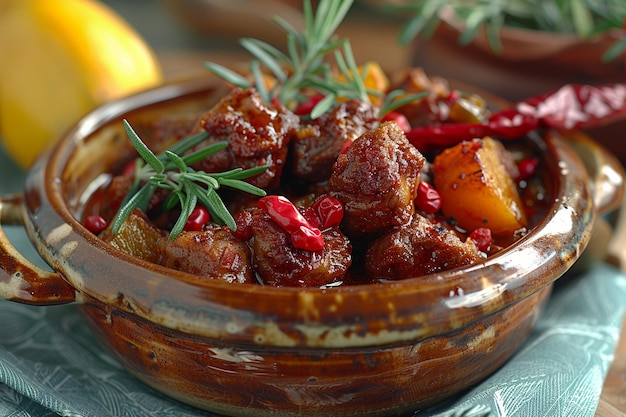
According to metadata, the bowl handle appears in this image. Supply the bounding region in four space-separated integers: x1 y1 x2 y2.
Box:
0 193 76 305
558 129 626 271
558 129 625 215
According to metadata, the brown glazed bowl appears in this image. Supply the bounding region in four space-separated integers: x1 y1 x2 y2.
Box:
0 77 624 416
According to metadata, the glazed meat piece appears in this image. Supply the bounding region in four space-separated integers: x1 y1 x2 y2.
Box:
159 225 255 284
328 121 425 238
365 214 484 280
389 67 451 126
242 208 352 287
290 100 379 182
194 87 299 189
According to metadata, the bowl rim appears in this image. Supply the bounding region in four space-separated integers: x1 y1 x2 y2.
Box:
24 76 597 348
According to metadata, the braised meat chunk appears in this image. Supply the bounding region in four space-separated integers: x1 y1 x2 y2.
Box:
290 100 379 182
243 208 352 287
159 225 255 284
194 87 300 189
328 121 426 238
365 214 484 280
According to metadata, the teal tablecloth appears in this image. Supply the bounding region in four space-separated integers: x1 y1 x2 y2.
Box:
1 148 625 417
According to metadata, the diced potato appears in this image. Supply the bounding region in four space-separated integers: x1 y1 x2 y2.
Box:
100 210 166 263
432 137 527 236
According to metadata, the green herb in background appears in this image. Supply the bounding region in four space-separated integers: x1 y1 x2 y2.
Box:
390 0 626 61
203 0 425 118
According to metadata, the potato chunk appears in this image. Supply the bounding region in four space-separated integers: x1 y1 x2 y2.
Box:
433 137 527 236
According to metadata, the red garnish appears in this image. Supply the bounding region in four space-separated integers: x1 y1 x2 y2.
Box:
232 210 254 241
122 159 137 176
406 83 626 151
290 225 324 251
84 215 108 234
469 228 493 252
381 111 411 132
415 182 442 214
517 157 540 181
257 195 324 251
340 138 353 154
184 206 210 231
311 196 344 229
294 93 325 115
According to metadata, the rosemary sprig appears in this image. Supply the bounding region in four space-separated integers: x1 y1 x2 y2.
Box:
112 119 267 240
203 0 360 116
203 0 425 117
390 0 626 62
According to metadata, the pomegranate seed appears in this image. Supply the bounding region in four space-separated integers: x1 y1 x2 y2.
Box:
311 196 344 229
232 210 253 241
294 94 325 115
184 206 210 231
122 159 137 176
469 227 493 252
415 182 442 214
84 215 108 234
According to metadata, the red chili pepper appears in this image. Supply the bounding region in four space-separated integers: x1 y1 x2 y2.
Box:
469 227 493 252
340 138 354 154
290 225 324 251
311 196 344 229
381 111 411 132
415 182 442 214
84 215 108 234
406 83 626 151
184 206 210 231
257 195 324 251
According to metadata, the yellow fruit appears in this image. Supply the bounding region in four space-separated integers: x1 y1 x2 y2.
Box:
0 0 163 168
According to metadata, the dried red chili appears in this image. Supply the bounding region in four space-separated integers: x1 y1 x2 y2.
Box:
84 215 108 234
381 111 411 132
257 195 324 251
406 83 626 151
184 206 210 231
415 182 442 214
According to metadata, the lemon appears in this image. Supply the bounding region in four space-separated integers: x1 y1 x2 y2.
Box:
0 0 163 168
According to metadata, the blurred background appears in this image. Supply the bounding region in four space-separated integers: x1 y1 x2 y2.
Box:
103 0 626 163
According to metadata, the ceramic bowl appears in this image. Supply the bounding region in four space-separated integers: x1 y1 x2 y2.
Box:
0 77 623 416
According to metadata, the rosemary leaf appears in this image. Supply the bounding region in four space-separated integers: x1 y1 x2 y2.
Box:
169 189 197 240
123 120 164 173
202 62 252 89
164 131 210 158
111 181 157 234
178 141 228 167
240 38 288 83
221 164 269 180
201 186 237 230
218 178 267 196
310 93 337 119
165 150 188 172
